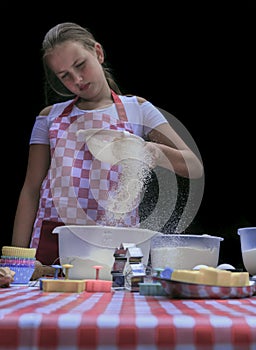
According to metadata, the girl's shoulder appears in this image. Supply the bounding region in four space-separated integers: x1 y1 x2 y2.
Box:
119 94 147 104
120 94 147 105
39 105 52 116
136 96 147 104
39 100 74 117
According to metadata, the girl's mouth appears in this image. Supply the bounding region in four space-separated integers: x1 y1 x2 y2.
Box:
79 83 90 91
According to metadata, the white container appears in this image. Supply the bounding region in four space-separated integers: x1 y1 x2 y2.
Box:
237 227 256 276
150 234 223 270
53 225 157 280
76 128 145 164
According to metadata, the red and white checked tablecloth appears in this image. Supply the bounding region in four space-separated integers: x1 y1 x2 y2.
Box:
0 286 255 349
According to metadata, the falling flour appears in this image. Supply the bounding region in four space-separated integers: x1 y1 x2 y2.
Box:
103 144 154 225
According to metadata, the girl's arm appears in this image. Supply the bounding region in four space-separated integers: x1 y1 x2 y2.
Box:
11 144 50 247
146 122 204 179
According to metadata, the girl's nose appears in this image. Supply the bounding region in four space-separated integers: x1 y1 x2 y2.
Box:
73 74 83 84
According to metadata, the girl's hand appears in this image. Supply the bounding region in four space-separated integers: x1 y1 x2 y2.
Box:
143 142 162 169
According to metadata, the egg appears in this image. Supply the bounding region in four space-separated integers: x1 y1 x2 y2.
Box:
217 263 235 270
193 264 209 270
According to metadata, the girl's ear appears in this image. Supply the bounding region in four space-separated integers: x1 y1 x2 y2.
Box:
95 42 104 63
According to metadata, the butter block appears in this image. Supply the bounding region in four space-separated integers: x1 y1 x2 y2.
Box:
230 272 250 287
198 266 217 285
200 267 232 286
171 270 203 284
170 266 250 287
41 279 86 292
216 270 231 286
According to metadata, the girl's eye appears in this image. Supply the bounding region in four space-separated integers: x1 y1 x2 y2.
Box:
60 73 68 80
58 61 85 81
76 61 85 69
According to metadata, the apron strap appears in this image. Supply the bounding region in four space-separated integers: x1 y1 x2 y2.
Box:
61 96 79 117
110 90 128 121
59 90 127 121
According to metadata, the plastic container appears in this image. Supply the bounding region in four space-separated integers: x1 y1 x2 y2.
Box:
150 234 223 270
77 128 145 164
53 225 158 280
237 227 256 276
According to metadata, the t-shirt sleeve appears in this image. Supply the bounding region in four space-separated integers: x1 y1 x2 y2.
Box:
29 115 49 145
141 101 168 136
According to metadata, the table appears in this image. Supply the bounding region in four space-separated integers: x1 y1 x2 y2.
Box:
0 285 256 349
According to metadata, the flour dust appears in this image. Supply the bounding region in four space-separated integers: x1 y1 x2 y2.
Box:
102 146 154 225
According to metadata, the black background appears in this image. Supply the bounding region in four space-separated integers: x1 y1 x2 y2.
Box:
1 3 255 268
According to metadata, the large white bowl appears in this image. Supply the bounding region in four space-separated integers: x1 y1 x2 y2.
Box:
53 225 158 280
150 234 224 270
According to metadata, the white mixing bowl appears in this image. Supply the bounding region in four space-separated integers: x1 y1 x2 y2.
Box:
53 225 158 280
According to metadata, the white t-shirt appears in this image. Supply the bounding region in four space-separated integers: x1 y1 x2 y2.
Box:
30 95 168 144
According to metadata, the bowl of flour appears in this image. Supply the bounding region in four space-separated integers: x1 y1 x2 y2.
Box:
150 233 224 270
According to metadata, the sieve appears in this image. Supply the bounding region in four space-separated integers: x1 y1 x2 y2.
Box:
77 128 145 164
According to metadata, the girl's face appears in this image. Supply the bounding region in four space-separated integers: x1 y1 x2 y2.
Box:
45 40 106 99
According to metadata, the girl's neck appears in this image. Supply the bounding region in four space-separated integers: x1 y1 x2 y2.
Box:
76 88 114 111
76 99 113 111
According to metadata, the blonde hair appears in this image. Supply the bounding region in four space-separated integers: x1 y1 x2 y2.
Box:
42 22 121 104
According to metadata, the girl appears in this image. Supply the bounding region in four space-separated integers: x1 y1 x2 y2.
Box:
11 22 203 265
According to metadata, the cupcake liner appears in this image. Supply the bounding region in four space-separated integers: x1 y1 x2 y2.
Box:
2 246 36 258
5 265 35 284
0 257 36 266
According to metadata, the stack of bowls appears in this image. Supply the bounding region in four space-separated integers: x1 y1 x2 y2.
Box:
0 246 36 284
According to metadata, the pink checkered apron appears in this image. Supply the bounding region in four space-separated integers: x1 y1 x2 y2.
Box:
30 91 140 249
